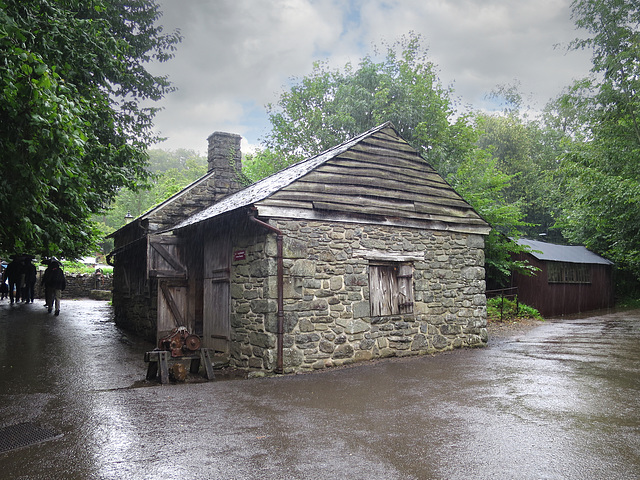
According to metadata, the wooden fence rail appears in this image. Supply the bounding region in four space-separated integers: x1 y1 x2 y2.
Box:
486 287 519 322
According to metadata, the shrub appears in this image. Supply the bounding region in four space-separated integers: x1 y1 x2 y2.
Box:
59 260 113 275
487 296 542 323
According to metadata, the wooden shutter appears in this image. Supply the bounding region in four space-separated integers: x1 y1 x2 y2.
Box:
369 263 414 316
147 234 187 279
397 264 414 314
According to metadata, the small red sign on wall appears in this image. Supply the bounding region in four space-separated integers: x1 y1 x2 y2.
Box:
234 250 246 261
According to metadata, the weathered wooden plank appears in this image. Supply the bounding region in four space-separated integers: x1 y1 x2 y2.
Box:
339 144 436 167
316 163 447 189
349 141 425 161
311 200 488 225
150 243 185 273
148 270 187 279
376 125 412 140
268 190 417 213
254 198 314 209
414 201 481 218
282 181 472 209
316 164 437 187
160 282 185 327
148 234 181 245
311 201 412 218
276 186 471 212
148 234 188 280
263 192 473 217
369 264 393 316
297 170 466 202
271 184 460 210
363 131 418 153
254 204 493 235
342 148 429 174
332 152 442 180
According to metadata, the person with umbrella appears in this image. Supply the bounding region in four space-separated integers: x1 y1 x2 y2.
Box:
42 260 66 315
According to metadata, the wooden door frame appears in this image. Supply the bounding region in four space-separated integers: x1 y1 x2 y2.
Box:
148 234 190 338
202 232 232 353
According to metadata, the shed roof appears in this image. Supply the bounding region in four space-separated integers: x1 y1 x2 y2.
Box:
517 238 613 265
171 122 490 235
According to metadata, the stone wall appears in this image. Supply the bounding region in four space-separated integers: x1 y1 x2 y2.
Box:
230 220 487 373
112 289 157 342
35 271 113 300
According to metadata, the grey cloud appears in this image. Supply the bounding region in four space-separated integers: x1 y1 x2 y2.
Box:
149 0 592 152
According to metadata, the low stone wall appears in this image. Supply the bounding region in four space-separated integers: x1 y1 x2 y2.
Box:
35 271 112 300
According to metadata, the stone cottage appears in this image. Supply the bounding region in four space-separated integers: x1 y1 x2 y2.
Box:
108 122 491 374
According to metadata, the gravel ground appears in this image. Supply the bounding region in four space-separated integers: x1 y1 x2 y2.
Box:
487 317 546 339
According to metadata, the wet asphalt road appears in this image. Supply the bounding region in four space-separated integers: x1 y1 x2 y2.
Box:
1 299 639 480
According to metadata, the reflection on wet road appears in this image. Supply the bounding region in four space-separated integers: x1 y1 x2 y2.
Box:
1 300 639 479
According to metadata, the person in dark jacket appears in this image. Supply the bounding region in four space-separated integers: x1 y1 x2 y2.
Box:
43 261 65 315
0 267 8 300
23 258 37 303
4 257 21 304
41 262 51 309
0 279 7 300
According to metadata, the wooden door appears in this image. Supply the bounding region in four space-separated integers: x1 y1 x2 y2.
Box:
148 235 190 339
203 232 231 353
157 280 189 334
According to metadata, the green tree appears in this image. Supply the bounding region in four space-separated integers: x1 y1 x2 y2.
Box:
473 109 569 243
250 34 534 286
256 32 468 178
97 149 207 230
0 0 181 258
449 142 537 287
550 0 640 282
240 148 291 185
94 148 206 255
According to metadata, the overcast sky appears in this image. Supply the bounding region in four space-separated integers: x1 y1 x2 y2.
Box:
147 0 593 154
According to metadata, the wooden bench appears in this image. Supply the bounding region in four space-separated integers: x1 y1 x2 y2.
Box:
144 348 215 384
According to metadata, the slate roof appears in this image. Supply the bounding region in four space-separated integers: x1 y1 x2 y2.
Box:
170 123 369 231
518 238 613 265
169 122 489 234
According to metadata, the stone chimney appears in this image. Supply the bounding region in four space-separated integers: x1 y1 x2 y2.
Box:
207 131 243 198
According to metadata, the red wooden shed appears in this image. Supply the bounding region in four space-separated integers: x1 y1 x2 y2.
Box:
511 239 615 317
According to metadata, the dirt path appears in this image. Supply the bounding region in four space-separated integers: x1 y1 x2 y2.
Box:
487 317 546 339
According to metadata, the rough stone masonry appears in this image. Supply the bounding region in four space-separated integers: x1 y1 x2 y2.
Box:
229 219 487 373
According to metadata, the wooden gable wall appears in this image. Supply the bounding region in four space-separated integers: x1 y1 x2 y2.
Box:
255 126 488 234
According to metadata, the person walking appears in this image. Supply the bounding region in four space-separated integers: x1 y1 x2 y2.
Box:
41 261 52 309
23 258 37 303
0 261 8 300
43 261 66 315
0 279 7 300
4 256 21 304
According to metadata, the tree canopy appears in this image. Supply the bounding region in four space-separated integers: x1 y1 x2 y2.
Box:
245 33 471 180
547 0 640 282
0 0 181 258
244 34 532 286
96 148 207 234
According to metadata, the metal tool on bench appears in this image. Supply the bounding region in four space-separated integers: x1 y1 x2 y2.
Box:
157 326 202 357
146 327 214 383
